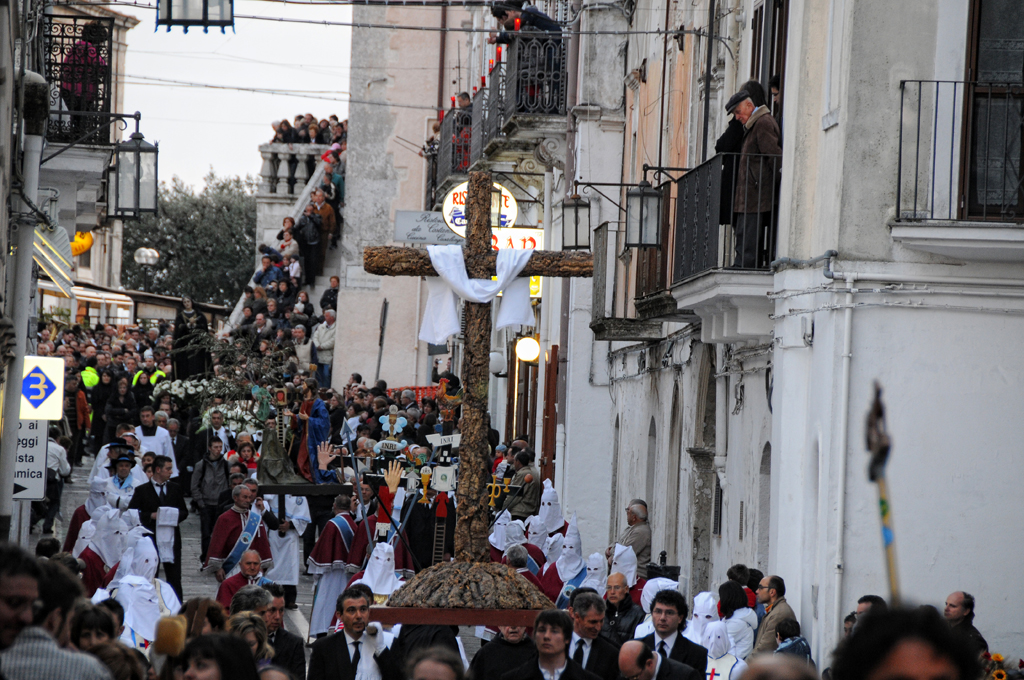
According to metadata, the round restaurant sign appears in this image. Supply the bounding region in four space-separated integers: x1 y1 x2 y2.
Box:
441 181 518 236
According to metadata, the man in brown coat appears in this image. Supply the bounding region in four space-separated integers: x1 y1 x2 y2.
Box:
312 188 337 258
752 574 797 654
729 90 782 268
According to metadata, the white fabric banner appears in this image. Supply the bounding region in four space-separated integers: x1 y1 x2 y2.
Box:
418 245 535 345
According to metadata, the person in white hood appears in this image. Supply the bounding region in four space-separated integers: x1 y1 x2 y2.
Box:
537 479 567 535
579 552 609 598
703 620 747 680
540 513 585 607
719 581 758 659
683 591 721 645
542 534 563 575
111 536 181 648
525 514 547 547
610 544 639 588
351 543 405 603
632 577 678 638
489 510 512 555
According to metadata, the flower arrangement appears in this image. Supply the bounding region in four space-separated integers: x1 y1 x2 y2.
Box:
981 652 1024 680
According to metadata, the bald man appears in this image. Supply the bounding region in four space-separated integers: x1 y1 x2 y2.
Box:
601 573 644 646
619 640 699 680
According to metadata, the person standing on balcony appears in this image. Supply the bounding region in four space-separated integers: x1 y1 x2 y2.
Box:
311 189 337 270
728 87 782 269
488 1 560 41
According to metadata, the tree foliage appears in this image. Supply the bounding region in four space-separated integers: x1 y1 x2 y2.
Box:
122 172 257 306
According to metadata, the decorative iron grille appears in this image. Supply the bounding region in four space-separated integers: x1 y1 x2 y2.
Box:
483 62 505 150
469 86 489 165
45 15 115 145
502 35 566 127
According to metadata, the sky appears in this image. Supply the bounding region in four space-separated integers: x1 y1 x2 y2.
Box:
115 0 354 190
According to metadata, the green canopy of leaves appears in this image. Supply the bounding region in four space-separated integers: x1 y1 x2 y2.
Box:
122 172 257 307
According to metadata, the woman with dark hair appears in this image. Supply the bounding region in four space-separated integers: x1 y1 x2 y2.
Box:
275 279 297 311
173 296 210 380
181 633 260 680
105 377 138 439
740 79 768 108
719 580 758 659
71 603 116 651
292 291 314 319
91 368 117 445
276 120 298 144
91 641 146 680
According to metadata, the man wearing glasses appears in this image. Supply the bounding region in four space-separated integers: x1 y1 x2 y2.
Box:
752 575 797 654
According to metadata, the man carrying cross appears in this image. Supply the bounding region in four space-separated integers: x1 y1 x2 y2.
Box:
363 171 591 562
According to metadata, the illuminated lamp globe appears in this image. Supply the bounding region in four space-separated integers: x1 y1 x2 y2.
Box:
515 337 540 363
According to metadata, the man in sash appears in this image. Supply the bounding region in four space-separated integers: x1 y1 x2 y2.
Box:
203 483 273 581
540 513 586 607
307 493 357 637
136 406 178 477
215 550 273 609
263 493 311 610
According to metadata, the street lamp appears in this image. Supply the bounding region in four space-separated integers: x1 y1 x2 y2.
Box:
561 193 591 251
514 336 540 363
157 0 234 32
134 247 159 292
113 130 159 221
625 181 662 248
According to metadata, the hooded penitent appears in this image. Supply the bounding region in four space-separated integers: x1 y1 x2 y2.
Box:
352 543 404 599
538 479 563 533
90 507 128 567
554 513 584 582
489 510 512 551
542 534 563 573
86 479 108 514
640 577 678 615
703 620 732 658
505 520 528 547
579 552 608 597
683 591 721 645
526 515 546 547
610 543 638 587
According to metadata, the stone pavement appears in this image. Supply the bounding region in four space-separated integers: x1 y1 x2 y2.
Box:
31 452 483 661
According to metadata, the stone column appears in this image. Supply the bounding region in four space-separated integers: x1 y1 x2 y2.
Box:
687 446 715 598
276 151 292 195
258 146 276 195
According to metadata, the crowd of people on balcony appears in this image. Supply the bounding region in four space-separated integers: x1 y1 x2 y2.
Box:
270 113 348 146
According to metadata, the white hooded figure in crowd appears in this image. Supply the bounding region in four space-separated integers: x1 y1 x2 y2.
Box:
683 591 721 645
113 536 181 648
611 543 639 588
263 494 311 589
537 480 566 535
88 507 128 569
579 552 609 598
489 510 512 554
703 620 748 680
542 534 563 576
525 515 547 548
549 514 585 608
632 577 679 639
352 543 405 604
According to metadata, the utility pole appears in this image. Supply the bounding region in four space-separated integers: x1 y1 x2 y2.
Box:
0 71 47 542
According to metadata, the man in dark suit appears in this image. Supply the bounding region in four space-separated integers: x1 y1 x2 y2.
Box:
502 609 601 680
619 640 700 680
307 587 403 680
167 419 192 495
569 592 621 680
127 454 188 599
262 584 305 680
640 590 709 675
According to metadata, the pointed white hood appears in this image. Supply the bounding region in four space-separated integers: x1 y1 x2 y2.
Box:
489 510 511 551
116 575 162 644
89 507 128 567
353 543 405 597
109 526 155 589
684 591 720 645
538 479 563 533
611 543 638 587
579 552 608 597
505 520 528 548
73 520 97 558
525 515 546 547
86 479 108 514
130 536 160 581
702 620 732 659
543 534 563 567
554 513 584 582
640 577 678 614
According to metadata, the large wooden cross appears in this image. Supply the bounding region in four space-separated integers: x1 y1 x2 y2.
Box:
364 171 592 562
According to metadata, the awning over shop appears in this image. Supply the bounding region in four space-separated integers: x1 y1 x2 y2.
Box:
33 226 74 296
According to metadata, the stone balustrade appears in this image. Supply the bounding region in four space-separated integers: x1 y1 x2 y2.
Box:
258 143 331 197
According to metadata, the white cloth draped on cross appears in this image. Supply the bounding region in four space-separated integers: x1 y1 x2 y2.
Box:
418 245 535 345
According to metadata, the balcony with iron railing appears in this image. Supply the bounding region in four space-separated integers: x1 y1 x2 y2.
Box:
45 15 116 145
892 80 1024 261
668 153 780 343
433 107 473 205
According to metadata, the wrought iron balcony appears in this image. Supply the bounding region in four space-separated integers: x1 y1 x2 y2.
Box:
436 108 473 192
45 15 116 145
673 153 781 283
898 80 1024 223
502 34 567 126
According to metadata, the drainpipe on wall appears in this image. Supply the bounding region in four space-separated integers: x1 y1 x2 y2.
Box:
831 273 855 649
714 344 728 487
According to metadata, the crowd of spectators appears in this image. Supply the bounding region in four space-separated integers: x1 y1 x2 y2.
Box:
271 113 347 146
